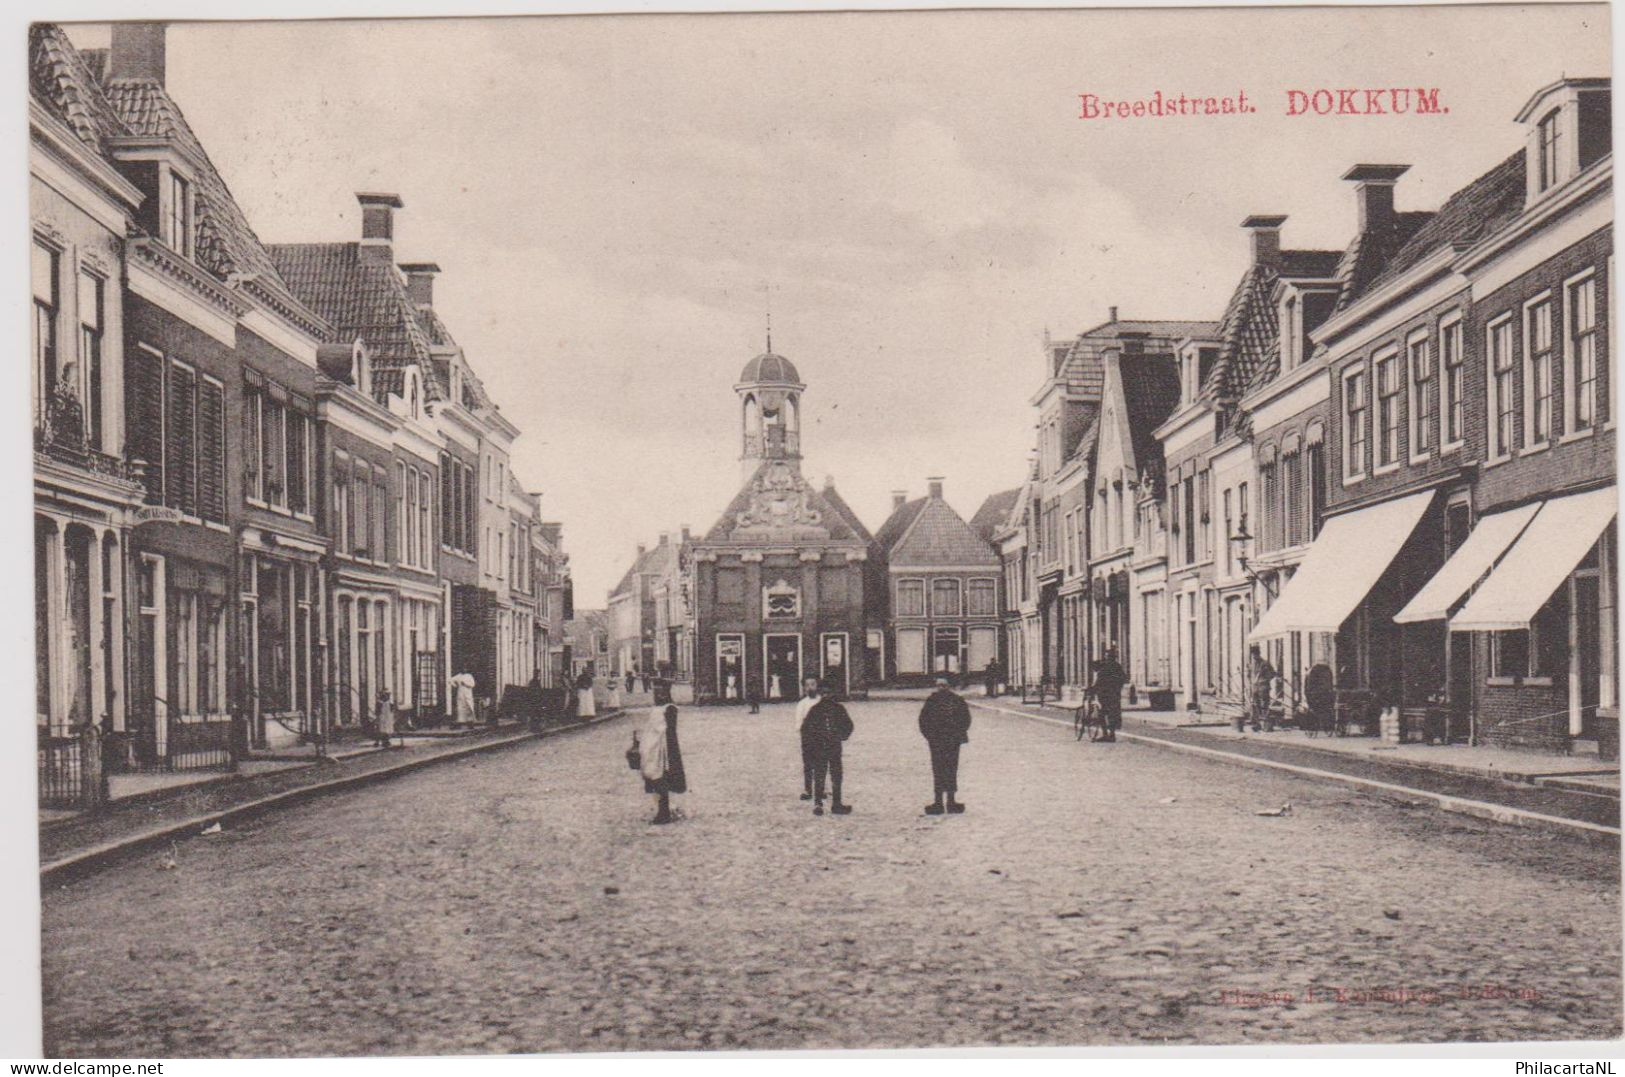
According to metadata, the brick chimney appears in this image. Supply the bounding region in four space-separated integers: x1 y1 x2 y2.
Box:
680 525 691 544
109 23 166 85
399 262 440 308
1108 306 1119 323
1341 164 1410 233
1241 215 1287 268
636 543 646 559
658 531 670 546
356 192 403 263
892 490 909 511
927 477 945 500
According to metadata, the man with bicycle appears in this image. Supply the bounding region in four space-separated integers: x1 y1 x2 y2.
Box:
1090 646 1126 742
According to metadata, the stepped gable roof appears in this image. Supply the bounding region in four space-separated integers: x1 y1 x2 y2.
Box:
268 242 442 403
98 74 324 331
1359 151 1527 299
886 495 1000 568
739 351 802 385
1201 248 1342 407
30 25 129 154
701 461 871 545
969 488 1022 545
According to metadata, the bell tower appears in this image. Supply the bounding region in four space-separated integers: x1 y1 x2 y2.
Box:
735 335 805 483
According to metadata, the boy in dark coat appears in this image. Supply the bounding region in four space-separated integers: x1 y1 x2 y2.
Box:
803 690 854 816
918 677 971 814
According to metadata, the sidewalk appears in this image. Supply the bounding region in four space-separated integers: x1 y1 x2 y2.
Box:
969 695 1620 839
39 711 628 883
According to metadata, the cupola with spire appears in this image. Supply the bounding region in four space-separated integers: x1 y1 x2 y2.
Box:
734 317 806 481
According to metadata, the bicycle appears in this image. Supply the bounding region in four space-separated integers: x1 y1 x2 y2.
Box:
1074 694 1108 742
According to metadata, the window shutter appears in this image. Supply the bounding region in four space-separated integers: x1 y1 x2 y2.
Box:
197 379 225 522
165 363 196 517
126 346 165 503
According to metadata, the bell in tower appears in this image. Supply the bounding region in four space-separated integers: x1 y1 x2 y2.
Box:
735 341 805 482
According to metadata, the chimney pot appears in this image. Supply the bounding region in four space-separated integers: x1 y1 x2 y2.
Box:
680 526 691 543
927 477 945 500
658 531 670 546
1341 164 1410 233
1241 215 1288 267
1109 306 1119 323
891 490 908 511
109 23 166 85
636 544 646 558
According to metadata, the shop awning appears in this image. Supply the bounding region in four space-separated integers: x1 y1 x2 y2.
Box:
1450 486 1617 632
1393 503 1541 623
1248 489 1434 641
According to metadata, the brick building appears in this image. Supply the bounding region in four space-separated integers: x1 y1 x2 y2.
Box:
876 478 1002 684
689 348 881 702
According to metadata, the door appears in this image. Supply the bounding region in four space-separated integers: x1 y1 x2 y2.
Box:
933 626 961 675
764 634 800 700
820 632 849 696
716 634 744 701
896 627 926 675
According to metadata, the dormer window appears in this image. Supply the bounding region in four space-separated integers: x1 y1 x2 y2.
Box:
162 169 192 257
1537 109 1562 193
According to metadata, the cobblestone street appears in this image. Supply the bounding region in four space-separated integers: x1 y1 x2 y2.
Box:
43 699 1621 1055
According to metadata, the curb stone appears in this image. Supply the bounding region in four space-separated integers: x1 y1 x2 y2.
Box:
40 711 627 886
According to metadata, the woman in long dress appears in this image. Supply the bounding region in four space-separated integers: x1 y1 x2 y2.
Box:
639 703 687 824
608 675 623 710
576 670 598 719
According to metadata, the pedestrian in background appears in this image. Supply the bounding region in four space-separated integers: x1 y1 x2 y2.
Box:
640 703 687 825
374 687 396 749
983 657 1003 698
450 672 476 725
576 669 597 719
804 684 854 816
625 668 635 694
918 677 971 815
795 675 822 801
747 680 761 715
608 674 623 711
1090 647 1126 742
1247 647 1276 733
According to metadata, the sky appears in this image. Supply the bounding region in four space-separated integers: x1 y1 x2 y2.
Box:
68 6 1609 605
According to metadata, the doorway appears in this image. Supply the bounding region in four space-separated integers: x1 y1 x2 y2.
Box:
820 632 849 696
763 633 801 701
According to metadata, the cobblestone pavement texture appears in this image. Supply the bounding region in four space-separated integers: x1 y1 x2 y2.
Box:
42 699 1621 1055
39 725 546 866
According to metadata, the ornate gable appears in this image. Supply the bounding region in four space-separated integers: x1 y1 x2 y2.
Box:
731 461 829 539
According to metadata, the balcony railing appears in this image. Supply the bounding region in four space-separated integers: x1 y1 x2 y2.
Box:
33 386 134 483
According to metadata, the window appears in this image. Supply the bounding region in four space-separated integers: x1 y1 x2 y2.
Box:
1407 332 1432 459
1281 294 1299 370
1222 487 1234 573
1488 316 1516 459
1197 470 1211 561
1375 350 1400 468
399 464 412 566
1182 475 1195 564
78 271 103 448
896 578 925 618
287 408 310 515
332 455 349 555
1258 450 1277 551
124 347 224 523
1525 296 1554 446
1282 447 1304 547
1537 108 1561 193
932 578 963 618
1490 593 1567 681
419 470 433 566
353 462 369 558
162 170 191 256
1343 366 1367 480
1441 315 1465 447
32 241 58 421
968 578 997 616
1306 433 1326 538
1568 273 1598 432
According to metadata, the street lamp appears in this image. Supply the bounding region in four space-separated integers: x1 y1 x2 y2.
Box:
1229 523 1278 598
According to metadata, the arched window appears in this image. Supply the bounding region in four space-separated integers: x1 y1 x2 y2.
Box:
786 393 799 432
1258 445 1278 550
